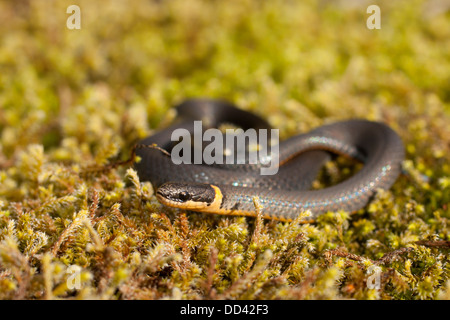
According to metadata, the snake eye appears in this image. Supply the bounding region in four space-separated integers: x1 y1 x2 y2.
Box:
178 191 190 202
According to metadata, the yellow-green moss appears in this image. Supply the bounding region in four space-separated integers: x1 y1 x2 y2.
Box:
0 0 449 300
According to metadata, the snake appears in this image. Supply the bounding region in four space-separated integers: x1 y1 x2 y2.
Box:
134 98 405 221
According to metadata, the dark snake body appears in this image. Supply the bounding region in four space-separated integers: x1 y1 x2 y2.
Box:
135 99 405 221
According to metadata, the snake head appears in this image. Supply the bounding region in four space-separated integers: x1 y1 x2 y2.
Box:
156 182 217 210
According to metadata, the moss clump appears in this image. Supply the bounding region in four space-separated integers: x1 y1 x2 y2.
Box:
0 0 449 300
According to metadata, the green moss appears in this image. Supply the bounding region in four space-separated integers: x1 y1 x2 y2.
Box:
0 0 449 300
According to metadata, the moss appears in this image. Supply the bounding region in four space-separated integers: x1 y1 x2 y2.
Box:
0 0 449 300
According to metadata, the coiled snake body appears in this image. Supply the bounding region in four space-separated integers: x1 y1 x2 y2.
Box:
135 99 404 221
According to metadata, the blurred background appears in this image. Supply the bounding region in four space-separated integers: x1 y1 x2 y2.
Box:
0 0 449 166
